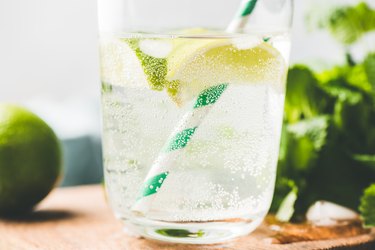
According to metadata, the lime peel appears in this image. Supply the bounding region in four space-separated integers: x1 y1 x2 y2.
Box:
0 104 61 215
112 30 286 107
126 39 168 91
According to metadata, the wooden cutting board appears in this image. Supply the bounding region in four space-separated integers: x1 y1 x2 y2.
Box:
0 185 374 250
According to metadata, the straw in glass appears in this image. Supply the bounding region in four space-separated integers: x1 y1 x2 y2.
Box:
132 0 259 216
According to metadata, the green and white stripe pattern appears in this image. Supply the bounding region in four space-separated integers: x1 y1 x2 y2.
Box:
132 84 228 214
132 0 259 215
226 0 258 33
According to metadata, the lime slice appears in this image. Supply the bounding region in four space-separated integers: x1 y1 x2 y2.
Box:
166 39 287 105
126 39 169 91
99 37 148 88
100 31 286 106
99 29 216 93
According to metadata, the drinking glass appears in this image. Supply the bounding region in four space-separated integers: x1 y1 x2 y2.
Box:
97 0 293 244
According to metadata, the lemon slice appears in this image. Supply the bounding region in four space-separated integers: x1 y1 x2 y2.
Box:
166 38 287 105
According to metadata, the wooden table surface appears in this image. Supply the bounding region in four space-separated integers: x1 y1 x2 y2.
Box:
0 185 374 250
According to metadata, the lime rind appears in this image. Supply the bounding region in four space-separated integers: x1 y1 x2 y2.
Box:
0 104 61 215
123 38 183 103
103 30 286 106
126 39 168 91
99 37 148 89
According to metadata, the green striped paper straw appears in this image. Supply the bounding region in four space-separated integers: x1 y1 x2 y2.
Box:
227 0 258 33
132 84 228 214
132 0 259 215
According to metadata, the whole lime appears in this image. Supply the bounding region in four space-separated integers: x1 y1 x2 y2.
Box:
0 104 62 215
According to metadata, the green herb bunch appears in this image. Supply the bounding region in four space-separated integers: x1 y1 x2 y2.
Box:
271 2 375 227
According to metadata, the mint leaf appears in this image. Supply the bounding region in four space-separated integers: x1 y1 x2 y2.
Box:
271 178 298 213
156 229 205 238
270 178 299 222
364 53 375 88
276 116 339 216
359 184 375 227
353 154 375 170
276 185 298 222
285 66 328 123
318 65 372 94
307 2 375 45
327 2 375 45
284 116 330 174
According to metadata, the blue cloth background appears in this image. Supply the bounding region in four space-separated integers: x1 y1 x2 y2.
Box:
26 98 104 187
60 135 103 186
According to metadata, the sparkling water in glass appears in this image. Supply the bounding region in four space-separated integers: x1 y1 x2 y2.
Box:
97 0 293 244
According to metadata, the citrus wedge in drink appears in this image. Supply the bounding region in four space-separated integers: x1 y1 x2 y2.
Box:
166 37 286 105
100 31 286 106
99 37 149 89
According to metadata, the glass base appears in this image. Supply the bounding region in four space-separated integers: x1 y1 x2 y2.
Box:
122 216 264 244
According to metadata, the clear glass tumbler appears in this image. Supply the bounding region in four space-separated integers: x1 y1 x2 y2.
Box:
97 0 293 244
